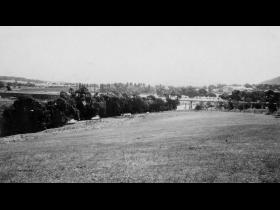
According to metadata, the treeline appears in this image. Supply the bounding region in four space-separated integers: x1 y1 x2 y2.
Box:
255 84 280 91
1 80 218 98
0 81 6 89
162 86 217 98
0 76 45 84
0 86 179 137
220 90 280 113
97 83 218 98
0 81 35 90
97 83 280 97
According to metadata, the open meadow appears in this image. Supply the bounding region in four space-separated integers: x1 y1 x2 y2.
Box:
0 111 280 183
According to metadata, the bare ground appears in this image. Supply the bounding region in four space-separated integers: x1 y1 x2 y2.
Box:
0 111 280 183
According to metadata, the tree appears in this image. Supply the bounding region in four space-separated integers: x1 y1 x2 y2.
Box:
71 86 98 120
180 86 198 97
231 90 242 101
208 85 216 93
244 83 253 88
220 93 230 100
265 90 279 113
155 85 167 97
206 101 213 108
194 104 203 111
166 97 179 110
198 88 208 96
68 87 75 96
207 92 216 97
1 96 49 136
60 91 70 99
6 84 11 91
0 81 5 88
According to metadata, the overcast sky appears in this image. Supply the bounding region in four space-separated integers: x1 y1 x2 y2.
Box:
0 26 280 86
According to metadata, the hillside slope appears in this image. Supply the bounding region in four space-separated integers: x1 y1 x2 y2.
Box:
0 76 46 84
1 111 280 183
261 76 280 85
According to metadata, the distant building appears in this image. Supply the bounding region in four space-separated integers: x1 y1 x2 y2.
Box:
177 95 224 111
169 95 178 100
139 93 154 98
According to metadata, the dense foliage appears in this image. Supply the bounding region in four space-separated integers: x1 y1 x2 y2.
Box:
1 96 49 136
0 86 179 137
3 81 280 137
220 90 280 113
85 82 218 98
0 81 5 89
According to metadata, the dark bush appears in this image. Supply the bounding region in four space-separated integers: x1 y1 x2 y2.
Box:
1 96 49 136
131 96 147 113
119 95 133 114
1 86 180 137
194 104 203 111
0 81 5 89
166 98 179 110
46 97 80 127
6 84 12 91
102 95 122 117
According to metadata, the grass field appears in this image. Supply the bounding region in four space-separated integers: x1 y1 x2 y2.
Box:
0 111 280 183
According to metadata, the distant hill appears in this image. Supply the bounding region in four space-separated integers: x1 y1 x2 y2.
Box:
261 76 280 85
0 76 46 84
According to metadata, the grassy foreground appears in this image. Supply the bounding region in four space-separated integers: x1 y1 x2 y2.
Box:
0 111 280 183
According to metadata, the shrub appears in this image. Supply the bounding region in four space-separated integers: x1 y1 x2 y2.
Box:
131 96 147 113
102 95 122 117
194 104 203 111
1 86 181 137
1 96 49 136
6 84 12 91
166 98 179 110
46 97 80 127
0 81 5 89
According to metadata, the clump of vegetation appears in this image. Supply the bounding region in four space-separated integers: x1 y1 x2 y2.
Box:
0 81 5 89
0 86 179 137
1 96 49 136
220 89 280 114
6 84 12 91
194 104 203 111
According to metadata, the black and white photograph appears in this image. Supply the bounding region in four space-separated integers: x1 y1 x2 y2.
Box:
0 26 280 183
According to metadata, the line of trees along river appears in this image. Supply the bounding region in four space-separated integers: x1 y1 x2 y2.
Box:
0 86 179 137
220 90 280 113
